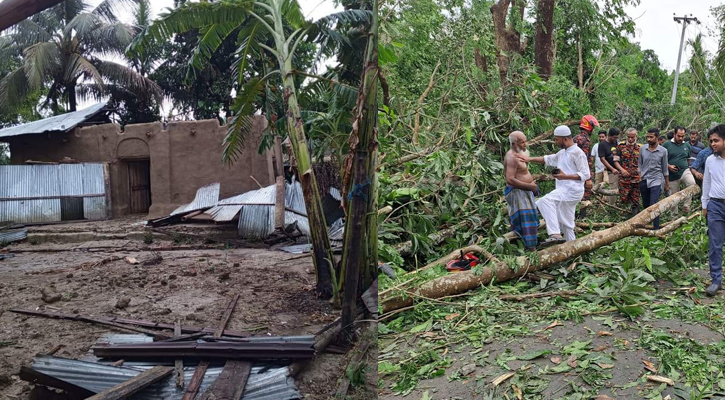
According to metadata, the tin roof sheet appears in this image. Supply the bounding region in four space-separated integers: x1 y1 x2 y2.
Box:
0 103 108 139
171 183 220 215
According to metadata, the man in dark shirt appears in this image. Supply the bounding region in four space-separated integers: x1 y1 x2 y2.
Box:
689 130 706 159
598 128 620 204
663 126 695 214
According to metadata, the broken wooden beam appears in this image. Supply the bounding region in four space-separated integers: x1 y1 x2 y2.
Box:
197 360 252 400
93 341 315 361
85 366 173 400
381 184 700 313
214 294 240 338
182 294 241 400
9 309 251 338
174 320 184 389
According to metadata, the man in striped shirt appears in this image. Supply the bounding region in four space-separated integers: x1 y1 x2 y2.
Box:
702 124 725 296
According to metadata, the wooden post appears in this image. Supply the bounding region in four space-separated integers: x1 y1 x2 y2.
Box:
174 320 184 389
274 176 285 231
103 163 113 220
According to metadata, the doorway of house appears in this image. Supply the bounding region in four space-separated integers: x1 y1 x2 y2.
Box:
128 160 151 214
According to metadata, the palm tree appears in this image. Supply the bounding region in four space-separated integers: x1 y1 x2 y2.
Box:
0 0 161 114
131 0 371 299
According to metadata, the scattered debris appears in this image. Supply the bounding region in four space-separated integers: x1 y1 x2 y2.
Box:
646 375 675 386
491 371 515 386
41 286 62 303
115 297 131 310
124 257 139 265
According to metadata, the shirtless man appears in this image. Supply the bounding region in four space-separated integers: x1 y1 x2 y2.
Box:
504 131 540 249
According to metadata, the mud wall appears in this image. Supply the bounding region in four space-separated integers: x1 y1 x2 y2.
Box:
8 117 274 218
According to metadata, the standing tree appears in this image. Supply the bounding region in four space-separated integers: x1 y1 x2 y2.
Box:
490 0 525 84
534 0 556 79
131 0 371 299
0 0 161 115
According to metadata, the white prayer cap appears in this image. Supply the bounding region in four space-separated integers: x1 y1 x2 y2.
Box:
554 125 571 137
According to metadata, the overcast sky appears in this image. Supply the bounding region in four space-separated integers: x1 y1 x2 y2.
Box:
624 0 723 72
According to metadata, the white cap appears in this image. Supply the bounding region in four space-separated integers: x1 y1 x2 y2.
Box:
554 125 571 137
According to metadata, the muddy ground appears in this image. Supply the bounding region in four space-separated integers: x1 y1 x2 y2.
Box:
0 217 375 400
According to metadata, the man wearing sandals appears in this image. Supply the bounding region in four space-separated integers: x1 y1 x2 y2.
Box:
517 125 590 245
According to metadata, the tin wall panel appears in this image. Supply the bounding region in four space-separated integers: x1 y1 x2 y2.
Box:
0 199 60 223
0 163 107 223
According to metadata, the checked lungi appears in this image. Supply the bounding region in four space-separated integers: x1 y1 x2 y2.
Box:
505 186 540 249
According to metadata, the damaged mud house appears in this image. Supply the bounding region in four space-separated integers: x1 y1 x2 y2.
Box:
0 103 370 400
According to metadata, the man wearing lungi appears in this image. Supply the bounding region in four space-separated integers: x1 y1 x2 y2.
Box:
504 131 540 250
518 125 591 245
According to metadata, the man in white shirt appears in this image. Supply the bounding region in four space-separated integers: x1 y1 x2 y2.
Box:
518 125 591 245
702 124 725 296
592 130 606 185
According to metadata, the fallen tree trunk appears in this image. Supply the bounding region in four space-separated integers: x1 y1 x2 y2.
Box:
381 184 699 313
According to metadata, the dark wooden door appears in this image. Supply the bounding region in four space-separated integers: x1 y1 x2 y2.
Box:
128 160 151 214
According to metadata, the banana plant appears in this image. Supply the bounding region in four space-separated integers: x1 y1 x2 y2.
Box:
130 0 371 299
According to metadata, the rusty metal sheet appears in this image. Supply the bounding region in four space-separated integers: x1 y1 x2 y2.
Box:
92 341 314 360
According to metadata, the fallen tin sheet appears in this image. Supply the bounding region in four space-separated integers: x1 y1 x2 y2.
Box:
28 355 301 400
170 183 220 216
0 228 27 244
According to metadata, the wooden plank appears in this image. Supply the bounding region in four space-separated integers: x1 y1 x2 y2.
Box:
182 294 241 400
85 366 173 400
181 362 209 400
274 176 286 230
174 320 184 389
198 361 252 400
8 309 251 338
214 294 241 338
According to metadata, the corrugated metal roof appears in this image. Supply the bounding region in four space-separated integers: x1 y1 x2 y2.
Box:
171 183 220 216
29 356 301 400
0 229 27 244
0 102 108 139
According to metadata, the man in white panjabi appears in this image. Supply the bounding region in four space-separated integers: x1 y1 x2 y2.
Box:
517 125 591 245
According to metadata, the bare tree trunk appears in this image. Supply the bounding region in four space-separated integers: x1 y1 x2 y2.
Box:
490 0 523 84
577 34 584 89
534 0 556 79
381 185 700 313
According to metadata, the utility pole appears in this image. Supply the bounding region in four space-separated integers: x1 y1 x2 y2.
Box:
671 14 701 105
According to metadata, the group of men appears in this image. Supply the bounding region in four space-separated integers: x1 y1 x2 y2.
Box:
504 117 725 296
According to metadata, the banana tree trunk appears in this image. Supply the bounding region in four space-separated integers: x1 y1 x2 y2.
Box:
381 184 700 313
341 0 379 334
273 4 334 299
